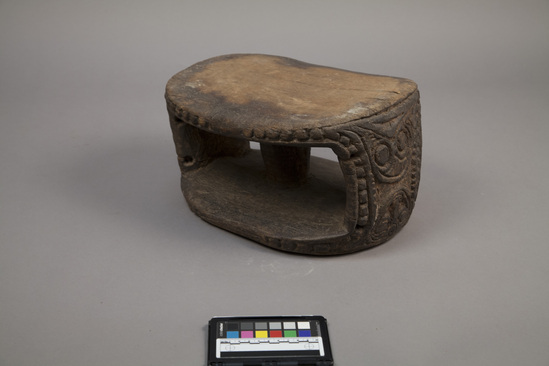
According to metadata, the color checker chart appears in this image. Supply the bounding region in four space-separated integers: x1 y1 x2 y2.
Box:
208 315 334 366
226 320 314 339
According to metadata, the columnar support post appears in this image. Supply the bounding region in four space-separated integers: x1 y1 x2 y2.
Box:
260 144 311 184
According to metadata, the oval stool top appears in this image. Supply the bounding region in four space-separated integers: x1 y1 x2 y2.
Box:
165 54 417 140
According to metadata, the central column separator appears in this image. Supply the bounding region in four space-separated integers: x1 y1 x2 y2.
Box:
260 143 311 185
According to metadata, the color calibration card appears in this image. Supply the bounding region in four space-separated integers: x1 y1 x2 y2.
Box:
208 315 333 366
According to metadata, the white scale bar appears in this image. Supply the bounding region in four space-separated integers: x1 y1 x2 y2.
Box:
216 337 324 358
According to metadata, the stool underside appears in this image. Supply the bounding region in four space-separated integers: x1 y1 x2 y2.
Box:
182 150 349 242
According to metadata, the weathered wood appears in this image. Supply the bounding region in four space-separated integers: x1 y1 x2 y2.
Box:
165 54 422 255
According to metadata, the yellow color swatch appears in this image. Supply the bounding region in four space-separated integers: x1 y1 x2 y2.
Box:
255 330 268 338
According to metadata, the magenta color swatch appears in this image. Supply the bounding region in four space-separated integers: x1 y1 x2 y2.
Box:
240 331 254 338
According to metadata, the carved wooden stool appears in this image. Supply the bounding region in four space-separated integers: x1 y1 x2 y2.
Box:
165 54 421 255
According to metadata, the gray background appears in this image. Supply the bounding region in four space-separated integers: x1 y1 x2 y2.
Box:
1 0 548 365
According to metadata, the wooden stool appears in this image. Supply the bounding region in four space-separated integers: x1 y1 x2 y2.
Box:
165 54 421 255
